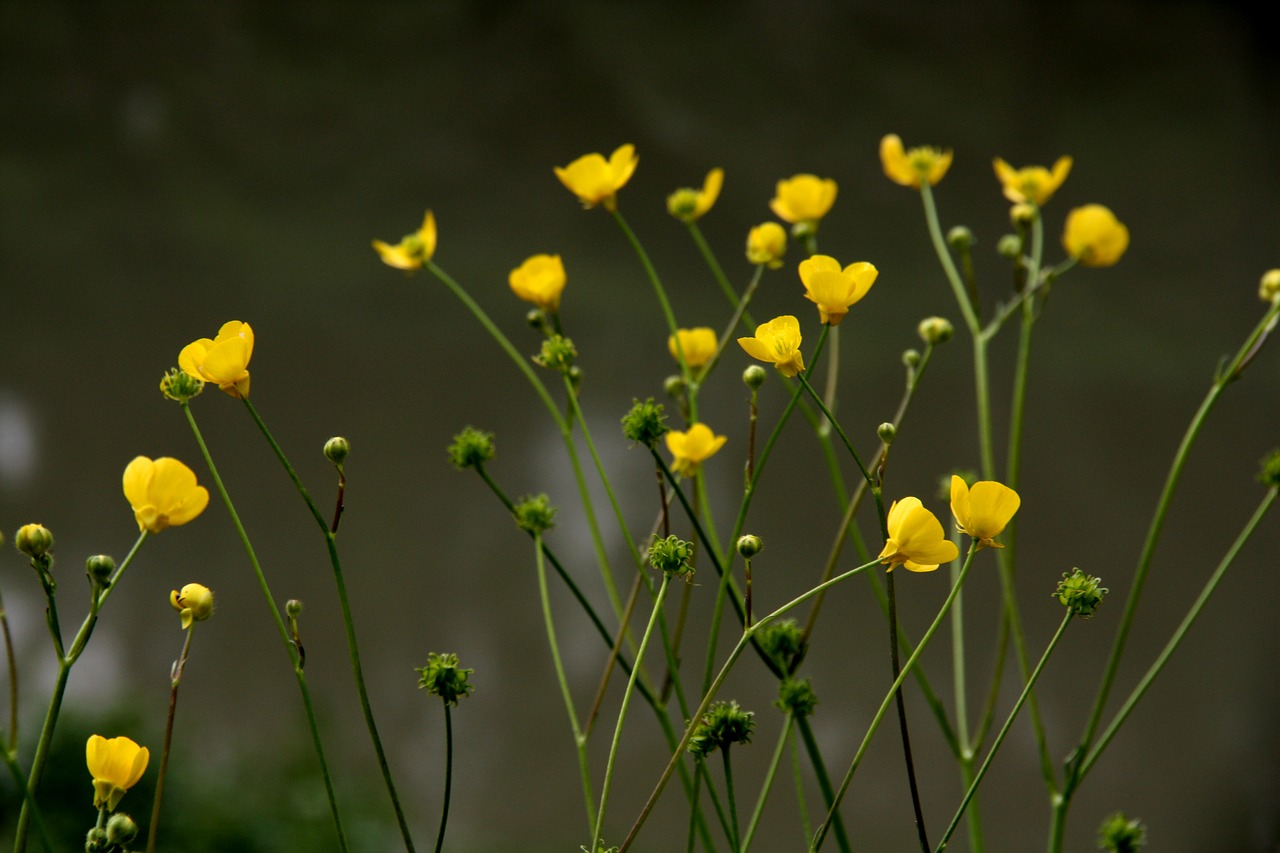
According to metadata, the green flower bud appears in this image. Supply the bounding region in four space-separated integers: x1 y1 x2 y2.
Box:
757 618 803 662
1261 269 1280 303
159 367 204 403
567 364 584 391
742 365 767 391
621 398 668 448
917 316 954 345
105 812 138 845
996 234 1022 259
286 599 304 619
663 374 685 398
1097 811 1146 852
1257 449 1280 487
1009 202 1037 228
688 700 754 757
416 651 475 706
902 349 921 368
447 427 495 469
877 422 897 444
514 494 557 535
323 436 350 466
1054 568 1108 618
947 225 974 252
775 677 818 717
526 308 547 331
533 334 577 373
648 534 694 576
84 827 108 852
736 534 763 559
85 555 115 586
15 524 53 559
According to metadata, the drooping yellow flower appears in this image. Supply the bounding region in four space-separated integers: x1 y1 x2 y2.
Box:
949 475 1020 549
878 497 959 572
668 327 717 369
554 144 638 211
746 222 787 268
178 320 254 398
122 456 209 534
737 315 805 378
86 734 149 811
992 156 1072 206
1063 204 1129 267
667 168 724 222
665 423 727 478
769 174 837 225
509 254 567 312
798 255 878 326
372 210 437 270
170 582 215 629
880 134 953 188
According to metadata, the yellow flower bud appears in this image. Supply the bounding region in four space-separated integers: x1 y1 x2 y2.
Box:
665 423 727 478
169 583 214 629
668 327 717 369
15 523 53 559
1063 205 1129 267
1259 269 1280 303
746 221 787 269
509 254 567 313
769 175 837 226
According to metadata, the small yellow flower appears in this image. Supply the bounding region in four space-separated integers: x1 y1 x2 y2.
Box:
668 327 717 369
667 168 724 222
170 582 214 629
509 254 566 312
372 210 437 270
746 222 787 268
798 255 878 326
992 156 1072 206
949 475 1020 549
1063 204 1129 267
878 497 959 572
665 423 727 478
554 144 638 211
737 315 805 378
86 735 149 811
769 174 837 225
122 456 209 534
178 320 254 398
880 134 953 188
1259 269 1280 303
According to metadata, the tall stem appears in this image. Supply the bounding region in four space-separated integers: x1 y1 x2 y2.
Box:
433 703 454 853
146 626 196 853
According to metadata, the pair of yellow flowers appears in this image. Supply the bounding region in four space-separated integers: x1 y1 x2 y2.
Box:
880 476 1021 572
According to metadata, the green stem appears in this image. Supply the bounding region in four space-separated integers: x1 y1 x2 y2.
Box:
887 570 930 853
742 714 792 853
722 747 741 852
794 716 852 853
0 581 17 753
687 221 745 320
433 703 454 853
146 625 196 853
612 209 687 382
2 746 51 853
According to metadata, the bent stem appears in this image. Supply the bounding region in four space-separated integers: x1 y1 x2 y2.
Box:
146 625 196 853
433 702 454 853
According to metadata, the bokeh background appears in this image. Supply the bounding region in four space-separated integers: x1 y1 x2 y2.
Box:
3 2 1279 850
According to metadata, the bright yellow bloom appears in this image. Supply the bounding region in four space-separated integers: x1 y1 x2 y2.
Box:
86 735 149 811
746 222 787 268
122 456 209 534
667 168 723 222
554 144 638 211
878 497 959 572
880 134 953 188
737 315 805 378
1063 204 1129 267
798 255 878 326
992 156 1072 206
178 320 253 398
668 327 717 369
665 423 727 478
372 210 437 270
950 475 1021 549
769 174 837 225
509 254 567 312
170 582 215 629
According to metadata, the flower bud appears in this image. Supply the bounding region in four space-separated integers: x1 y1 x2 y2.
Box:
85 827 108 852
877 423 897 444
742 365 767 391
736 534 763 559
416 652 476 706
648 534 694 576
158 367 204 403
514 494 557 534
996 234 1022 259
621 398 668 447
15 524 53 559
745 222 787 269
525 308 547 332
902 349 921 368
105 812 138 845
1009 202 1037 228
567 364 584 392
1259 269 1280 303
323 436 350 466
918 316 954 345
663 374 685 398
447 427 495 469
85 555 116 586
170 583 214 629
1258 449 1280 488
1054 568 1108 618
946 225 974 252
286 599 304 618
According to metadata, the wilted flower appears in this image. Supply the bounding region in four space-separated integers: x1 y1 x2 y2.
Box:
769 174 837 225
509 254 567 312
416 652 475 706
798 255 878 326
950 475 1020 549
667 168 723 222
992 156 1072 206
666 423 727 477
86 735 149 811
878 497 959 572
737 315 805 378
668 327 717 369
122 456 209 534
554 144 638 211
372 210 437 270
746 221 787 268
178 320 254 398
880 134 952 188
1063 205 1129 267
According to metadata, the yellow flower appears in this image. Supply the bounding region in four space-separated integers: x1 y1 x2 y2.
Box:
879 134 953 188
769 174 837 225
668 327 717 369
992 156 1072 206
178 320 254 398
554 144 638 211
878 497 959 572
509 254 566 312
665 423 727 478
746 222 787 268
170 582 214 629
1063 204 1129 267
86 735 149 811
122 456 209 534
737 315 805 378
949 475 1020 549
798 255 878 326
667 168 724 222
372 210 437 270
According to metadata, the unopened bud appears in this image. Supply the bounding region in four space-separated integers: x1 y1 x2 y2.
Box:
743 365 767 391
947 225 974 252
85 555 116 586
902 349 921 368
105 813 138 845
996 234 1022 259
1259 269 1280 303
15 524 53 559
877 423 896 444
736 534 763 559
324 436 350 465
286 599 304 619
664 375 686 398
1010 203 1037 228
917 316 954 345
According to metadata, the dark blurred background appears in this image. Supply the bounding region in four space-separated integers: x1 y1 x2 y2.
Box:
2 2 1279 850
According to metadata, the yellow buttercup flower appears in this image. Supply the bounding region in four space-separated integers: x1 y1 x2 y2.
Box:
170 582 215 629
949 475 1020 549
668 327 717 369
665 423 727 478
992 156 1072 206
738 315 805 378
178 320 254 398
667 168 723 222
372 210 437 270
86 734 149 811
122 456 209 534
798 255 878 326
746 222 787 268
880 134 953 188
554 144 638 211
878 497 959 572
769 174 837 225
1063 204 1129 267
509 254 567 312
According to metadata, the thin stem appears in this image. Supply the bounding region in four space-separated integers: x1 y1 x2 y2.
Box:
0 581 17 753
146 625 196 853
433 703 454 853
887 570 930 852
794 373 874 490
686 221 745 320
742 714 793 853
723 747 742 852
2 746 51 853
794 716 851 853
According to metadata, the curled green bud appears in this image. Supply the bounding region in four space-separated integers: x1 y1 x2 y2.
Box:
514 494 557 534
648 534 694 576
996 234 1022 259
621 398 668 448
902 349 921 368
105 812 138 845
742 365 767 391
447 427 495 470
85 555 115 586
1054 568 1108 618
324 436 350 466
1097 811 1146 852
159 367 204 403
877 422 897 444
533 334 577 373
947 225 974 252
757 618 803 662
416 652 475 706
775 677 818 717
286 599 304 619
688 700 754 757
1009 202 1037 227
15 524 53 559
663 374 685 398
1260 269 1280 303
917 316 954 345
1257 449 1280 487
736 534 763 559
